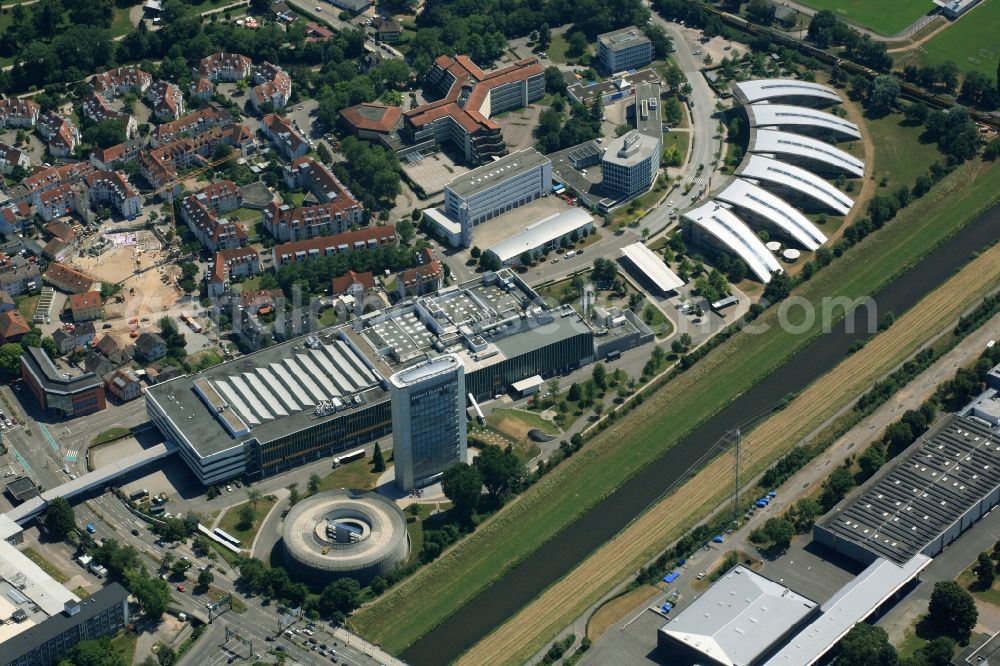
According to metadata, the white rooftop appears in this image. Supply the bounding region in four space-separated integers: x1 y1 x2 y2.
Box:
764 555 931 666
736 155 854 216
750 128 864 178
683 201 783 283
746 104 861 140
660 566 818 666
620 242 685 293
0 540 79 616
488 208 594 263
732 79 841 105
715 179 828 251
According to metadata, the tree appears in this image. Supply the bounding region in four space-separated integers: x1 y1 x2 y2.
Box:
287 483 301 507
372 443 386 472
441 463 483 517
197 569 215 588
83 119 127 149
245 487 262 510
397 219 416 244
318 578 361 617
904 101 930 125
763 271 793 303
836 623 898 666
316 142 332 164
0 342 23 376
544 65 566 96
238 504 255 531
762 517 794 551
592 362 607 389
44 497 76 540
250 0 270 13
171 559 190 576
473 444 524 502
857 443 886 480
156 645 177 666
747 0 776 24
567 31 588 58
537 23 551 50
908 637 955 666
60 638 127 666
977 551 996 589
308 473 321 495
866 75 899 117
568 383 582 402
129 571 171 621
928 581 977 641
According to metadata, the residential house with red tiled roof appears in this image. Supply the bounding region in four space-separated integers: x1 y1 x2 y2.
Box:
281 157 361 208
189 78 214 101
272 226 397 266
0 98 40 128
90 67 152 98
69 291 103 322
36 112 81 158
261 113 308 159
263 196 370 244
84 170 142 219
89 140 142 170
81 92 137 140
0 311 30 343
239 289 282 315
145 80 185 121
207 247 261 297
396 248 443 298
36 183 85 222
250 62 291 111
151 106 226 146
43 262 97 294
331 269 377 314
0 141 30 174
194 53 253 82
306 22 334 42
179 181 246 252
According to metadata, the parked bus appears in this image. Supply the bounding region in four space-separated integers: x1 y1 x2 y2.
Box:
710 295 739 313
333 449 365 467
213 528 242 548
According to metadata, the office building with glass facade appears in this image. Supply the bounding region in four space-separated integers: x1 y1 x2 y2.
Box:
390 355 467 490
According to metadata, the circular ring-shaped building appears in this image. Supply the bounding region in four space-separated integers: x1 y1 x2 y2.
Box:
281 489 409 584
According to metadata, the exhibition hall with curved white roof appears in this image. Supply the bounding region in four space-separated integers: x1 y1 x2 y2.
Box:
732 78 842 107
746 104 862 141
715 179 828 251
749 128 865 178
736 154 854 216
682 201 783 283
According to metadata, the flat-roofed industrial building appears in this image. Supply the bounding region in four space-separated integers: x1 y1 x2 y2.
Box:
597 26 653 74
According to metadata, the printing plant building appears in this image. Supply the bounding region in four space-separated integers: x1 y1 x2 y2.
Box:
147 271 615 485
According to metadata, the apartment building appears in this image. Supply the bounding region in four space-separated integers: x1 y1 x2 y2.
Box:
281 156 361 208
193 52 253 82
271 225 398 266
0 142 30 174
261 113 309 159
145 80 185 121
402 55 544 165
0 98 40 128
443 148 552 246
397 249 444 298
207 247 261 297
179 184 247 252
83 170 142 219
106 369 142 402
81 92 137 140
90 66 152 98
69 291 103 322
190 78 215 100
0 255 40 296
151 106 226 146
597 26 653 74
36 112 80 158
21 347 106 416
140 123 254 189
89 140 142 170
263 199 365 243
250 62 292 111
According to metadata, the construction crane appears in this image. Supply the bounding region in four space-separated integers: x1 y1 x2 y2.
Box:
147 151 243 240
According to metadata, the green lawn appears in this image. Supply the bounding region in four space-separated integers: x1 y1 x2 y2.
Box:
642 303 673 338
23 547 68 583
91 427 132 446
796 0 931 35
547 32 592 65
351 157 1000 653
317 457 380 492
663 131 691 167
110 6 135 38
898 0 1000 76
864 113 942 192
216 497 277 547
206 586 248 613
16 295 39 322
110 631 138 666
958 560 1000 606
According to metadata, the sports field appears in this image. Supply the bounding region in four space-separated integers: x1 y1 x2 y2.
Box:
895 0 1000 76
796 0 931 36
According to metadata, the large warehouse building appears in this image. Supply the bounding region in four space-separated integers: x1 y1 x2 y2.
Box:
147 271 628 485
815 413 1000 566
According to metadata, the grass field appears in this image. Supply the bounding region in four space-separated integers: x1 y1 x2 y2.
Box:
547 32 592 65
91 427 132 446
16 295 39 322
958 560 1000 606
457 163 1000 666
796 0 931 35
317 457 380 492
586 585 660 641
23 547 69 583
217 497 277 546
110 631 138 666
862 113 941 191
351 156 1000 655
663 131 691 166
896 0 1000 76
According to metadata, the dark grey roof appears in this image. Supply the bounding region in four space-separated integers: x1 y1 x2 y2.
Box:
21 346 103 394
135 332 165 353
3 583 128 661
819 414 1000 564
